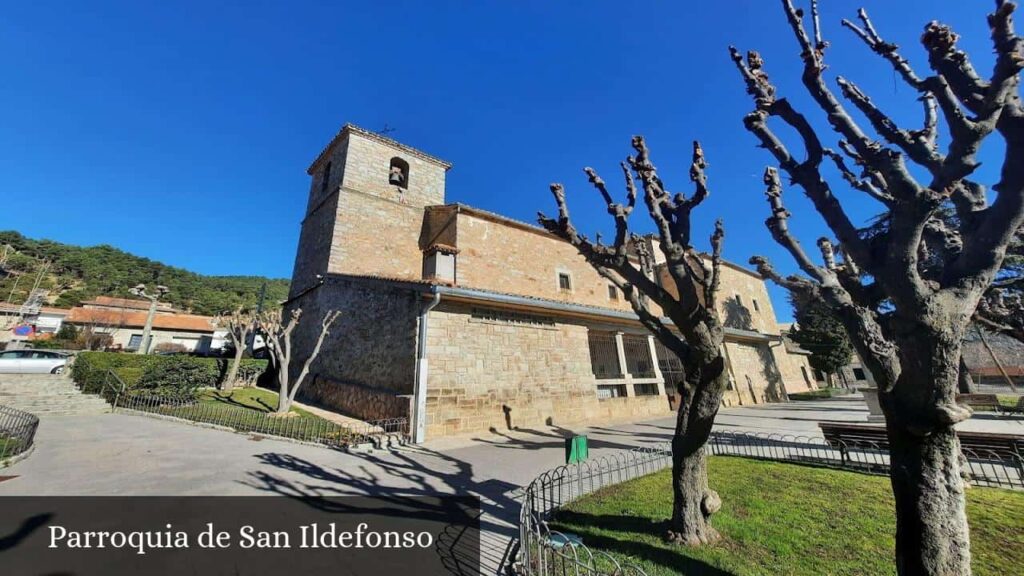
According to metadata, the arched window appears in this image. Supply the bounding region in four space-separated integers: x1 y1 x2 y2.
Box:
389 157 410 189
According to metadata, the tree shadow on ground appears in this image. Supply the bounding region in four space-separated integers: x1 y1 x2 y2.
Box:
207 391 275 413
242 445 520 574
551 512 735 576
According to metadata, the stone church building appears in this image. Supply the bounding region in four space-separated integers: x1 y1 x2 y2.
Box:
285 124 816 441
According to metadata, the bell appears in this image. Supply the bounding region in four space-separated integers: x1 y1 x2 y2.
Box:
389 167 405 186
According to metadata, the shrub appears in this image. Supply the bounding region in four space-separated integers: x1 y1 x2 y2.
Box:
71 351 269 394
136 356 216 397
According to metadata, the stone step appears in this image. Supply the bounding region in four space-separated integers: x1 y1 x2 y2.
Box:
0 375 111 416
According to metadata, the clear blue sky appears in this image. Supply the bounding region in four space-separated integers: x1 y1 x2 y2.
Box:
0 1 1000 320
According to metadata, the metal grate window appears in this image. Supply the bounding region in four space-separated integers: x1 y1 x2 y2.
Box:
597 384 627 399
654 338 686 391
634 383 660 396
623 334 655 378
588 331 622 379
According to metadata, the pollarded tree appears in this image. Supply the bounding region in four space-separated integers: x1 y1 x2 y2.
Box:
730 1 1024 574
539 137 728 546
214 308 255 392
260 308 340 414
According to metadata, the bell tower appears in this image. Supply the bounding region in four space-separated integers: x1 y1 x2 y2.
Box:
289 124 452 297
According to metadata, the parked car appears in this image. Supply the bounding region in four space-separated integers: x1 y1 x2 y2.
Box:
0 350 68 374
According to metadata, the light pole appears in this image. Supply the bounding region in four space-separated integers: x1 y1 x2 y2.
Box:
128 283 169 354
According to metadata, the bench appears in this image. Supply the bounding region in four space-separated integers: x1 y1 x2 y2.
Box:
818 422 1024 462
956 394 1003 413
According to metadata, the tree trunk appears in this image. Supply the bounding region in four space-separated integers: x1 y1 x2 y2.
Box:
886 425 971 575
223 347 244 392
882 334 972 576
958 357 977 394
667 439 720 546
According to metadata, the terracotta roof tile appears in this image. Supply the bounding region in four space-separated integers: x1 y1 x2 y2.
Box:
66 307 214 332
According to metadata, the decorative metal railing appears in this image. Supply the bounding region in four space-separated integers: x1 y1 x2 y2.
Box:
100 370 408 449
516 430 1023 575
0 403 39 464
518 444 672 576
707 431 1024 490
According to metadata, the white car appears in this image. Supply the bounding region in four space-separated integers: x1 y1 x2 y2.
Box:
0 350 68 374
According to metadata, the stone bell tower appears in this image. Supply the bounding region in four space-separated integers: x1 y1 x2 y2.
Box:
289 124 452 298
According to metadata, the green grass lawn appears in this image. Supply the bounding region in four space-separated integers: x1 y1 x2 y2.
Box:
997 395 1022 411
551 457 1024 576
198 387 318 418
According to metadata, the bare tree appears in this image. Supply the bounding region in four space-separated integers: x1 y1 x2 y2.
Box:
730 1 1024 573
539 137 728 545
214 308 255 392
260 308 340 415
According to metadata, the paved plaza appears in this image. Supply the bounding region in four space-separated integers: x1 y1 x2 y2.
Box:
2 394 1021 574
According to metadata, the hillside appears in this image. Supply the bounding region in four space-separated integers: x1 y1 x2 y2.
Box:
0 231 290 315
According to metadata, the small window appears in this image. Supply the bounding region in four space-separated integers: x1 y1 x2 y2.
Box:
320 161 332 195
558 273 572 291
852 367 867 381
735 294 743 305
800 366 811 385
389 157 410 189
607 284 618 300
128 334 143 350
752 298 760 312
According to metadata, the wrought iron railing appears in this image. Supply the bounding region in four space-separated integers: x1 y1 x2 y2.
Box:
518 444 672 575
100 370 407 449
707 431 1024 490
0 403 39 464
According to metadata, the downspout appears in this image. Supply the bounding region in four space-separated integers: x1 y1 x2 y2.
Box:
413 287 442 443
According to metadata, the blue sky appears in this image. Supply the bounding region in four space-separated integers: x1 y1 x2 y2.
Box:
0 1 1001 320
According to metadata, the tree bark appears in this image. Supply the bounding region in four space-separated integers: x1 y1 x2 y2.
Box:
223 346 244 392
958 357 977 394
886 425 971 575
668 440 720 546
882 335 972 576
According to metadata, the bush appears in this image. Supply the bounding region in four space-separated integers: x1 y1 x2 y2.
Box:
136 356 216 396
71 351 268 395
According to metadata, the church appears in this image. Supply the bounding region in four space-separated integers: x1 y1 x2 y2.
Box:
284 124 816 441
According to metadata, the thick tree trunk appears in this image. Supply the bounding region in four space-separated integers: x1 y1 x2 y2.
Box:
665 360 727 546
667 440 720 546
887 425 971 575
883 335 972 576
223 347 244 392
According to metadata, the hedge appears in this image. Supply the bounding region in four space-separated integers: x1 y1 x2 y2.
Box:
71 352 269 395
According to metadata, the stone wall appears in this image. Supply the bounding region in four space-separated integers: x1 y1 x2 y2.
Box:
720 340 789 407
423 302 672 438
340 131 447 208
328 190 427 279
454 210 639 312
284 277 420 418
303 376 411 422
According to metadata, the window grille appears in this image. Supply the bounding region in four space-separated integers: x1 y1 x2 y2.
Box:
634 383 660 396
653 338 685 389
587 331 622 379
597 384 627 399
622 334 655 378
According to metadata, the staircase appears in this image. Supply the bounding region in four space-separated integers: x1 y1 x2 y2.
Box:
0 374 110 416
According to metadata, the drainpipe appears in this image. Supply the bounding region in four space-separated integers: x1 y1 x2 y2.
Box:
413 287 442 443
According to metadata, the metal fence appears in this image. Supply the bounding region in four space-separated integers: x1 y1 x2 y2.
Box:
707 431 1024 490
516 431 1023 575
0 403 39 464
518 444 673 576
101 371 408 450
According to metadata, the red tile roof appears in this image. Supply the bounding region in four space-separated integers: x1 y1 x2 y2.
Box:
65 307 215 332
